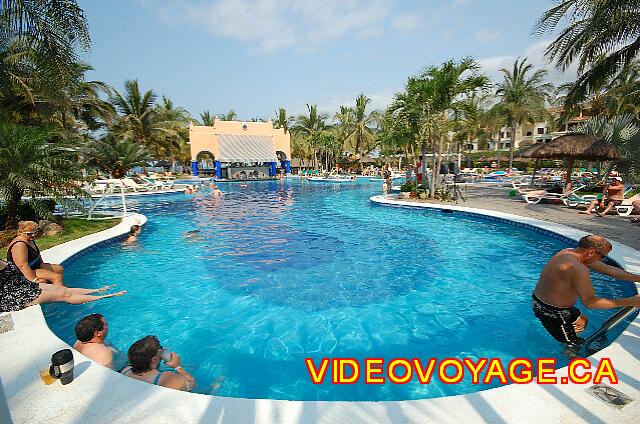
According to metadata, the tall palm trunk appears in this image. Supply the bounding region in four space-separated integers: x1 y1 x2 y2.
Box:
431 112 447 198
429 131 437 197
420 141 427 189
508 121 516 169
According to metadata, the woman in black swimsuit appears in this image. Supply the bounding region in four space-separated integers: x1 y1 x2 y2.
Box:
7 221 64 285
0 259 126 312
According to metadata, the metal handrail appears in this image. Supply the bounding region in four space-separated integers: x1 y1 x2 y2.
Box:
583 306 637 353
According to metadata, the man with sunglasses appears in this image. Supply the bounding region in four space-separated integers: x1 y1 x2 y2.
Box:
6 220 64 285
533 235 640 346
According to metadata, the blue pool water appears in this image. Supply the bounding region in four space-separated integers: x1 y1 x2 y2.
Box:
43 179 637 401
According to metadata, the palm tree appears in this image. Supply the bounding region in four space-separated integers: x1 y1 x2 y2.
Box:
578 114 640 183
151 96 191 159
109 80 186 158
345 94 379 159
495 58 552 169
292 104 328 169
219 110 237 121
534 0 640 106
591 59 640 119
385 77 439 191
82 133 150 179
379 103 417 162
199 110 215 126
109 79 157 143
0 120 81 228
274 107 291 133
455 94 490 159
44 62 114 132
333 105 352 156
0 0 90 92
421 58 490 195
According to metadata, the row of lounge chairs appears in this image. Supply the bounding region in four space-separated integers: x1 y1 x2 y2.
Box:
85 177 175 195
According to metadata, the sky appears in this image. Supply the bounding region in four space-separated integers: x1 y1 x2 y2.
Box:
77 0 578 122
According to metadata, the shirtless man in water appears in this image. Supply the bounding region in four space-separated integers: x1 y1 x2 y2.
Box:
533 235 640 345
73 314 118 369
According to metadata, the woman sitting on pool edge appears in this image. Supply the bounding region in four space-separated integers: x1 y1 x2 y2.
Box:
120 335 195 391
0 258 126 312
6 220 64 285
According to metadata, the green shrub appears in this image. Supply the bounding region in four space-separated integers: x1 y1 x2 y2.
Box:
400 180 416 192
0 200 56 229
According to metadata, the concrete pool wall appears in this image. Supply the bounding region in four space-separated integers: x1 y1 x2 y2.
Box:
0 201 639 423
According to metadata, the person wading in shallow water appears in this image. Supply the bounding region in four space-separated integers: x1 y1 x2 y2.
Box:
532 234 640 346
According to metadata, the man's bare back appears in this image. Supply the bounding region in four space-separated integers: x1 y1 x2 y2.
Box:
73 340 114 369
534 249 586 308
532 235 640 345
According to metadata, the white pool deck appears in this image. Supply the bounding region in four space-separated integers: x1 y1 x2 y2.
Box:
1 200 639 423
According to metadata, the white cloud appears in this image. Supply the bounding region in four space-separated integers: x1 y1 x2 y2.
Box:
479 40 580 86
475 29 501 44
391 13 422 33
152 0 391 53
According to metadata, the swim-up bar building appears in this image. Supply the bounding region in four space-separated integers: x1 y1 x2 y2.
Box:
189 119 291 180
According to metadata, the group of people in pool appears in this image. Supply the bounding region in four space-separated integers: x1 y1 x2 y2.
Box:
73 313 196 391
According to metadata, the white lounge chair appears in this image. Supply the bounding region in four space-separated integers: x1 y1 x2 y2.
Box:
139 177 172 190
615 194 640 216
522 184 585 204
121 178 151 192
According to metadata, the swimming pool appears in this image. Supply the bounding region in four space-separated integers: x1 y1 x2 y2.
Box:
43 179 637 401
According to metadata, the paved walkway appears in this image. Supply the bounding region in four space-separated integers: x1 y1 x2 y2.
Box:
405 184 640 250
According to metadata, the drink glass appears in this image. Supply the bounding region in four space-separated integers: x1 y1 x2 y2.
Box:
39 366 55 385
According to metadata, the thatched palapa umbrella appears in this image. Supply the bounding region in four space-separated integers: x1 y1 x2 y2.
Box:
528 134 621 186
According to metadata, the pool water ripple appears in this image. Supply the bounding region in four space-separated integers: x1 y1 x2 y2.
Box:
43 180 638 401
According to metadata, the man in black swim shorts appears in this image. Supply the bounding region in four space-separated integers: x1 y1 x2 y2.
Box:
532 292 584 345
533 235 640 346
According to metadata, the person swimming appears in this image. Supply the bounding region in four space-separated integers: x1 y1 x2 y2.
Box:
123 225 141 245
183 230 203 241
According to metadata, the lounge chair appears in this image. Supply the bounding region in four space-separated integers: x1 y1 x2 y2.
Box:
615 194 640 216
522 184 585 204
121 177 151 192
141 177 173 190
563 193 599 208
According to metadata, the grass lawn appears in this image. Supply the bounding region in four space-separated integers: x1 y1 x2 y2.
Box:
0 217 121 258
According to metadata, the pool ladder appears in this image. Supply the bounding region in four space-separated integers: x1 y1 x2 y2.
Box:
583 306 637 354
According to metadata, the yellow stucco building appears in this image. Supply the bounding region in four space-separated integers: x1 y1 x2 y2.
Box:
189 119 291 179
